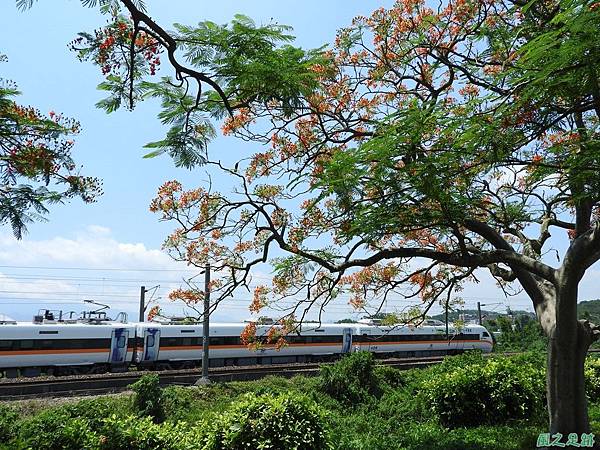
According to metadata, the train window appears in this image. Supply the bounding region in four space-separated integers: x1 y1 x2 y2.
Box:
117 336 126 348
182 338 192 346
0 340 11 349
482 332 490 338
211 337 224 346
39 330 59 335
20 340 34 350
180 329 195 333
41 340 54 349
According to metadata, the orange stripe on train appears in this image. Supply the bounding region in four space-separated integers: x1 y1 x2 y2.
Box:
0 339 490 356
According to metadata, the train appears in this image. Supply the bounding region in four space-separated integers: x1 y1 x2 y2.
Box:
0 309 493 377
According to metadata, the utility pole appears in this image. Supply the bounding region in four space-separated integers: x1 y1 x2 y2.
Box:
445 299 449 340
477 301 482 325
139 286 146 322
201 263 211 382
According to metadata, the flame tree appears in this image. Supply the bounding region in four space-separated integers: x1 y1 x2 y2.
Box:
42 0 600 436
0 55 101 238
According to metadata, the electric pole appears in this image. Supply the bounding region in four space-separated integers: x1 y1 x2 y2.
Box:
445 299 449 340
201 263 211 382
477 301 482 325
139 286 146 322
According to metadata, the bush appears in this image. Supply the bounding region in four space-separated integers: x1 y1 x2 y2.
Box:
18 408 97 450
161 386 199 423
586 356 600 401
0 404 19 443
421 356 545 428
373 365 405 390
60 397 132 432
210 392 331 450
130 374 164 423
319 351 380 405
95 414 207 450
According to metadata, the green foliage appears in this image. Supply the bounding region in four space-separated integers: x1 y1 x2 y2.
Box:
330 412 540 450
318 351 381 405
95 414 206 450
0 404 19 443
58 396 132 432
373 364 405 390
578 300 600 325
493 316 547 352
173 15 325 117
130 374 165 423
0 56 101 238
160 385 199 423
585 356 600 401
421 356 546 428
73 12 325 169
18 408 97 450
4 352 575 450
209 392 331 450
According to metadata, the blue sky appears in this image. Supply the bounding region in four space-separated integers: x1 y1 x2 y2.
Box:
0 0 595 322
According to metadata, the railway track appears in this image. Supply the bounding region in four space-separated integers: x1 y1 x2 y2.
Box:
0 355 443 401
3 350 599 401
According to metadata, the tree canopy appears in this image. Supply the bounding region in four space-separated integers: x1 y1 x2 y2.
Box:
24 0 599 435
0 55 101 238
144 0 600 333
138 0 599 435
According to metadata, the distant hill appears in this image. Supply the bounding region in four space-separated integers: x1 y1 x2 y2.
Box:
430 309 534 323
336 300 600 327
578 300 600 323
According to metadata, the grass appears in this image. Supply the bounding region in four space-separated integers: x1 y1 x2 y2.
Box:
1 353 591 449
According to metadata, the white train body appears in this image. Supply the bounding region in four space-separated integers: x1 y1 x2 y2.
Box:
0 319 493 376
0 322 135 376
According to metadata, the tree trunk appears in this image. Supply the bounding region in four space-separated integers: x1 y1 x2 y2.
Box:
547 319 592 435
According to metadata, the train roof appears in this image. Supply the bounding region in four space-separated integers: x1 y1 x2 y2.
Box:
0 322 134 327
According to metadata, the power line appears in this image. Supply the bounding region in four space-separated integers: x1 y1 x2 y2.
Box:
0 291 139 298
0 264 276 281
0 264 200 272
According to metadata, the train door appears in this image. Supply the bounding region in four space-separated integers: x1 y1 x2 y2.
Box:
341 328 353 354
142 328 161 362
110 328 129 363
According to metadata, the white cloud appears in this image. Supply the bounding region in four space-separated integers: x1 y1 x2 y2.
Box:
0 225 175 269
0 226 198 320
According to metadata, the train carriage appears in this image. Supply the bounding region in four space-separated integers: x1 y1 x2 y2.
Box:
135 323 358 368
0 309 494 377
356 324 494 356
134 322 494 369
0 321 136 377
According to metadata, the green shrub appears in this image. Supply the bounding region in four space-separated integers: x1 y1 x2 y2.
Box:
421 356 545 428
391 421 540 450
329 410 540 450
373 365 405 389
160 386 199 423
130 374 164 423
210 392 331 450
60 397 132 432
0 404 19 443
375 388 427 422
18 408 97 450
95 414 207 450
319 351 380 405
586 357 600 401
